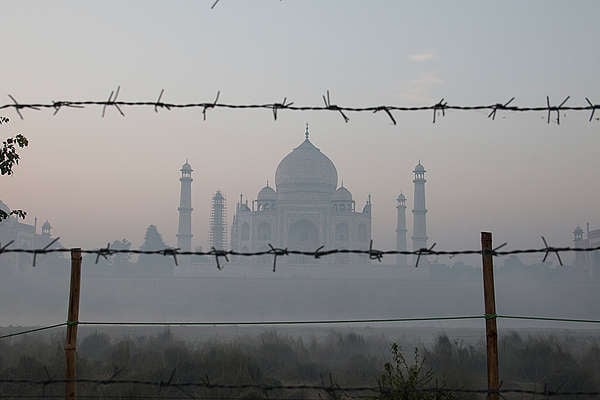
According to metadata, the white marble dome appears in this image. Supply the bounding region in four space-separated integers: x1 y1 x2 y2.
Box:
275 137 338 193
257 185 277 200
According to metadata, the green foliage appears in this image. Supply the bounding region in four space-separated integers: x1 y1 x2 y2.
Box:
0 134 28 177
1 331 600 398
1 117 28 221
379 343 454 400
423 335 484 389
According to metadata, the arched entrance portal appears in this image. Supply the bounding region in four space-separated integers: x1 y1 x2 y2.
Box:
288 219 319 264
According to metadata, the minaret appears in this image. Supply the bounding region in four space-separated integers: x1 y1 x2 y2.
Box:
209 191 227 250
396 193 408 266
177 161 193 262
573 225 587 268
412 161 428 261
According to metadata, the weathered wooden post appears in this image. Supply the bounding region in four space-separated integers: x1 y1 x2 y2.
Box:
481 232 499 400
65 248 82 400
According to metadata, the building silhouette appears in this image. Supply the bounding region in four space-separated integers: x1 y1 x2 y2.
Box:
230 125 371 264
573 223 600 275
0 200 63 270
396 193 408 266
210 191 227 251
411 162 428 263
177 160 193 264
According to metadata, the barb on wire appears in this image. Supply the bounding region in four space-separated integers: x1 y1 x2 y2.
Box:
585 97 599 122
268 244 288 272
368 240 383 262
546 96 570 125
8 94 39 120
272 97 293 121
0 240 15 254
210 0 220 9
313 245 326 259
162 248 180 266
432 98 446 123
32 237 60 267
373 106 397 125
322 90 349 122
486 242 508 257
154 89 171 113
52 100 84 116
415 242 436 268
101 86 125 117
104 367 123 384
159 368 177 393
95 242 113 264
210 247 229 270
203 91 220 121
488 97 515 120
541 236 563 266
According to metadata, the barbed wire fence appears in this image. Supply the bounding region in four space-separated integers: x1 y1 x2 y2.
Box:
2 237 600 400
2 90 599 124
2 377 600 399
1 238 598 270
3 87 600 398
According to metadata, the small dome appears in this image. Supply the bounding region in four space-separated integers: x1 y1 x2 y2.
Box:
180 160 193 172
333 186 352 201
574 226 584 234
275 135 338 194
414 162 426 173
397 193 406 202
257 185 277 201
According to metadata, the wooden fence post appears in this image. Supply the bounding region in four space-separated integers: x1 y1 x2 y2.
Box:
65 248 82 400
481 232 499 400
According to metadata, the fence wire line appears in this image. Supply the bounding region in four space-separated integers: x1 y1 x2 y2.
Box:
1 240 598 269
3 313 600 341
1 91 599 124
0 397 330 400
2 378 600 397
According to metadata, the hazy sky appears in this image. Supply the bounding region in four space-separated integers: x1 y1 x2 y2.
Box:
2 1 599 259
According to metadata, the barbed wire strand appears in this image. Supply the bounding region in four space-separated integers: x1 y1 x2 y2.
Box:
0 323 67 340
2 378 600 397
1 241 599 270
2 91 600 124
3 313 600 341
0 396 328 400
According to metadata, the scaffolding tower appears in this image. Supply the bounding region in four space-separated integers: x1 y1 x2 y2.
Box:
209 191 227 250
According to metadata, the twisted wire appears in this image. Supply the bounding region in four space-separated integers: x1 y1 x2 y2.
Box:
1 91 598 124
1 378 600 397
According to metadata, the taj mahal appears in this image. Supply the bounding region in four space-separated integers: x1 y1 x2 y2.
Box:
230 125 373 264
176 125 429 265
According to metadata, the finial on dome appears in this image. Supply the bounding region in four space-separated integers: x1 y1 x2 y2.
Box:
305 123 309 140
